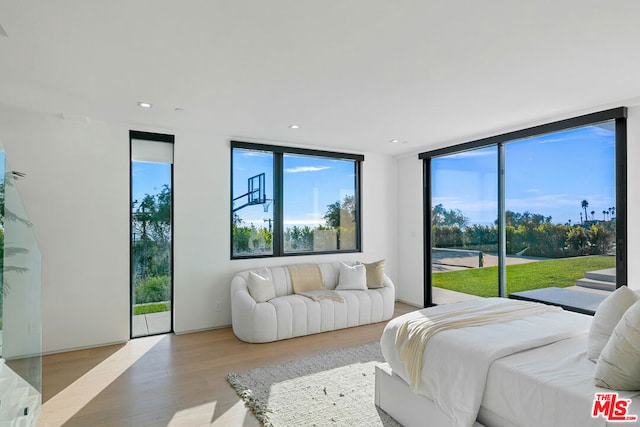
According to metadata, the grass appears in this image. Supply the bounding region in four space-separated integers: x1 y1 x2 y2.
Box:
433 255 615 298
133 302 171 315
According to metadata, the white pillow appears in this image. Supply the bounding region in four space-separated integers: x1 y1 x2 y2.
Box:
594 300 640 390
336 262 367 291
247 271 276 303
588 286 639 362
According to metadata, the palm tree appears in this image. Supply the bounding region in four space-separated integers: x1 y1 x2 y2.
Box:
581 200 589 222
591 211 595 222
603 210 608 221
611 206 616 219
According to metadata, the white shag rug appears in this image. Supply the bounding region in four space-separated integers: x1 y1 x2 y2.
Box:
226 342 401 427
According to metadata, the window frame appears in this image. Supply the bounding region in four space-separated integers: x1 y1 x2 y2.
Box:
419 107 628 307
230 141 364 259
129 130 175 338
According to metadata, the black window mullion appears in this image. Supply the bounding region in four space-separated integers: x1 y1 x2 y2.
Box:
273 152 284 257
615 117 627 288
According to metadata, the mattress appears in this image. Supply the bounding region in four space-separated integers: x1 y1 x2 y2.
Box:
483 334 640 426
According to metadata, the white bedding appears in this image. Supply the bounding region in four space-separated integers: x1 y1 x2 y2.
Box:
484 334 640 427
380 298 592 427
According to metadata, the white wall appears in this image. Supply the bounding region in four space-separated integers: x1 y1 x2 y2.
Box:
0 104 398 353
395 155 423 305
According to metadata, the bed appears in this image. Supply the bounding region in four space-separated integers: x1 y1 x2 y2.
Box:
375 297 640 427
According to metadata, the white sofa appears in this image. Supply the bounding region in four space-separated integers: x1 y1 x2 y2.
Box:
230 262 395 343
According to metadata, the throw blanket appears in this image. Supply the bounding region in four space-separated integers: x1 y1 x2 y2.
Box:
297 290 345 303
381 298 591 427
396 299 561 392
289 264 324 293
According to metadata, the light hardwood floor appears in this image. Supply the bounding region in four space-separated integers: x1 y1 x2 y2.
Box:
37 302 416 427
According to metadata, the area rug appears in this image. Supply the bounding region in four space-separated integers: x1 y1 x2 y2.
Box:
226 342 401 427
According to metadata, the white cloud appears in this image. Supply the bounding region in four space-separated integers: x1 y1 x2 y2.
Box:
284 166 330 173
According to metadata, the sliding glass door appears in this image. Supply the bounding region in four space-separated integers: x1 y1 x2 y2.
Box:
504 122 617 295
421 108 626 305
431 146 499 297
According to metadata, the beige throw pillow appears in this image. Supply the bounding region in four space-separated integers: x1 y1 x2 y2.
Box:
588 285 639 362
336 262 367 291
247 271 276 303
357 259 386 289
594 300 640 390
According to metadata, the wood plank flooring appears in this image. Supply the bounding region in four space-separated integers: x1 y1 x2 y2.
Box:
37 303 416 427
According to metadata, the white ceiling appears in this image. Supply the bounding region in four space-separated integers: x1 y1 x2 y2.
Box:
1 1 640 156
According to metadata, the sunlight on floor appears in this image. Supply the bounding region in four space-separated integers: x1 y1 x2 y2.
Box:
37 335 164 427
167 400 249 426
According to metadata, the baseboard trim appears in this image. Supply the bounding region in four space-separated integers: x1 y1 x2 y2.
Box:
42 339 129 356
174 323 232 335
395 298 422 308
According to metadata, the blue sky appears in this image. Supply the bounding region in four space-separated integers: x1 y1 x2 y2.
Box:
232 150 356 227
131 162 171 206
432 123 616 226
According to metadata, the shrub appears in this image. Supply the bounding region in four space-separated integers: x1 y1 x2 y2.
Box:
135 275 170 304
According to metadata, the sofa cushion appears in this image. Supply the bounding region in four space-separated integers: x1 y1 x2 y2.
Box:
247 270 276 303
336 262 367 290
357 259 386 289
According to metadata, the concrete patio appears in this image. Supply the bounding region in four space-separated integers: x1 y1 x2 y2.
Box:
132 311 172 337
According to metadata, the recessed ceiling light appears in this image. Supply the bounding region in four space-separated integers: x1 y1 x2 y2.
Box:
174 107 184 112
390 139 401 143
137 101 152 108
289 124 300 129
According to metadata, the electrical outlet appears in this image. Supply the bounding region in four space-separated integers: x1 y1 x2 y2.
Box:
215 301 223 312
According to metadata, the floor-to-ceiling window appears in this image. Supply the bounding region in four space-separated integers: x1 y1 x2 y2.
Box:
130 131 174 338
421 108 627 305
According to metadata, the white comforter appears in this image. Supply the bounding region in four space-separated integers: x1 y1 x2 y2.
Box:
380 298 592 427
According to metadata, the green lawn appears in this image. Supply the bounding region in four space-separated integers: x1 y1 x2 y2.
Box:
133 302 170 315
433 255 615 298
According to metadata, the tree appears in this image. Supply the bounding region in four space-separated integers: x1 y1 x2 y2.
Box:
323 195 356 250
566 226 590 256
323 195 355 229
581 200 589 222
132 186 172 279
432 204 467 227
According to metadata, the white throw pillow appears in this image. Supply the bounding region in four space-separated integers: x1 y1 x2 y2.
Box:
587 286 639 362
336 262 367 291
594 300 640 390
247 271 276 303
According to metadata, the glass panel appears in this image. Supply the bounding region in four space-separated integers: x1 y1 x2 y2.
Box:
504 121 616 295
0 150 43 423
283 154 357 253
231 148 274 256
131 161 172 337
431 146 499 297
